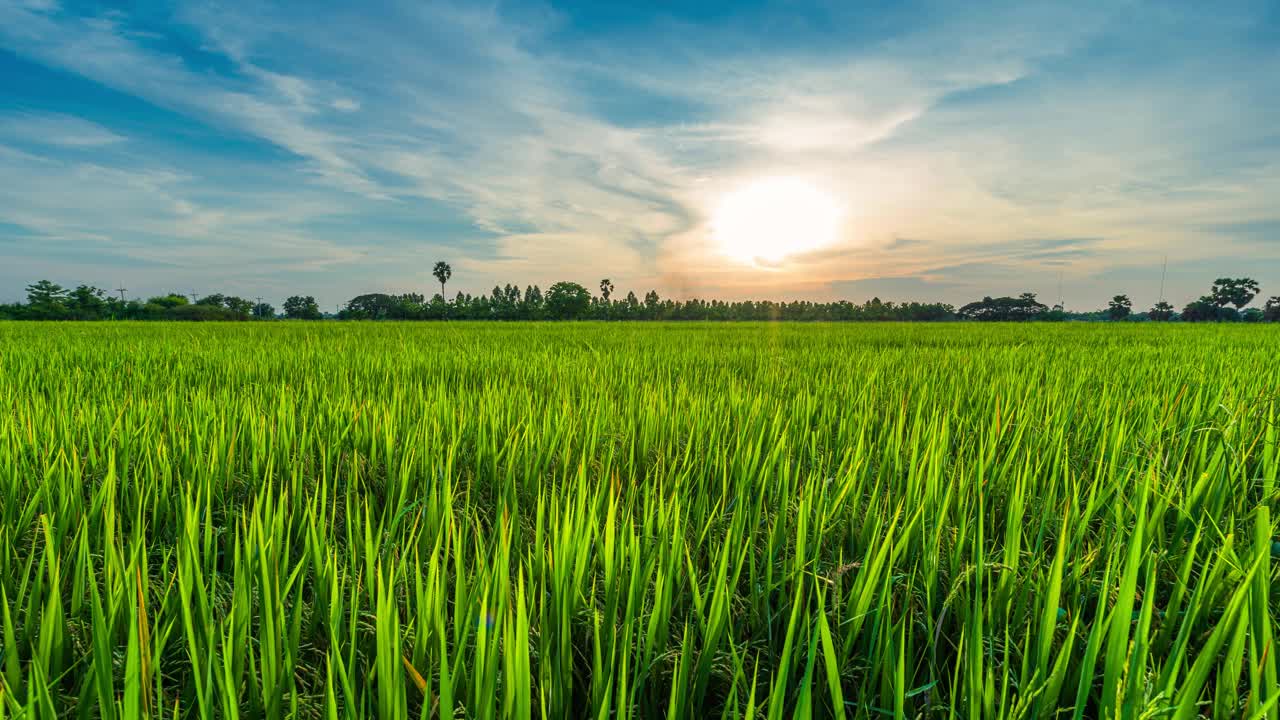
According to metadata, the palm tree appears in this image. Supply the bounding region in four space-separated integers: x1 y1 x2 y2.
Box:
1107 294 1132 320
433 261 452 299
1210 277 1260 309
1149 300 1175 321
599 278 614 301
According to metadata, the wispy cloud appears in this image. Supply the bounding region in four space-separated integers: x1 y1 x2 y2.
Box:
0 0 1276 308
0 111 126 147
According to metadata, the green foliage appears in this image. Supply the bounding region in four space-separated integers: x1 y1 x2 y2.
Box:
6 276 1277 324
341 293 399 320
433 261 453 297
0 322 1276 718
23 280 70 319
283 295 323 320
165 303 244 321
544 281 591 319
24 279 67 306
147 293 189 309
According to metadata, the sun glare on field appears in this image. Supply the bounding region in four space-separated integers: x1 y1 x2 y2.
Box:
712 176 843 265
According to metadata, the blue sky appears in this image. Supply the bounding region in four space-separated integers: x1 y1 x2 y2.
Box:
1 0 1278 309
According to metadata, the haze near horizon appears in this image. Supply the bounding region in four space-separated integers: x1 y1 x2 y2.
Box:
1 0 1278 309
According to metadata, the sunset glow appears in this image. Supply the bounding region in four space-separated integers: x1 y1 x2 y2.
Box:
712 177 844 266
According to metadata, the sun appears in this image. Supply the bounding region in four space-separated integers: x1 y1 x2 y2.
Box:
712 176 843 265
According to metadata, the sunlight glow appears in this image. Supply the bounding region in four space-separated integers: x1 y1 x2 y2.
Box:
712 177 843 265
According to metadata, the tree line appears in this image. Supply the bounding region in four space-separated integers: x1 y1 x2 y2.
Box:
4 267 1278 323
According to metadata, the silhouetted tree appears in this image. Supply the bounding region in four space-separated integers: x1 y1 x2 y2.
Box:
643 290 660 319
433 261 452 298
1107 294 1132 320
958 293 1047 321
1210 278 1260 310
283 295 323 320
1181 296 1225 322
1148 300 1175 321
1264 297 1280 322
1 274 1265 324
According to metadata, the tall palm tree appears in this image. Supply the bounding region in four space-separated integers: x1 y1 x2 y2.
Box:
433 261 452 299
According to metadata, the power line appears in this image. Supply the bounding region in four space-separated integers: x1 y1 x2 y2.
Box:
115 286 127 302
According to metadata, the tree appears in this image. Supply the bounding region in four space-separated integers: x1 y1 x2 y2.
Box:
167 304 240 321
283 295 322 320
252 302 275 319
1210 277 1260 310
957 293 1048 321
522 285 543 319
342 293 399 320
545 281 591 320
148 293 189 309
1181 295 1222 322
25 280 69 318
1148 300 1175 321
1107 294 1132 320
1264 297 1280 322
599 278 614 301
67 285 107 320
433 261 452 299
223 296 253 319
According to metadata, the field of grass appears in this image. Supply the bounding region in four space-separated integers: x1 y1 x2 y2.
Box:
0 321 1277 719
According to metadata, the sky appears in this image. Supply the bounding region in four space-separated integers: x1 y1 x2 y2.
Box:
1 0 1278 310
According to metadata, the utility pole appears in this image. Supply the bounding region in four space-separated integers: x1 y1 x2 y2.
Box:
189 290 198 304
112 285 128 321
1159 254 1168 304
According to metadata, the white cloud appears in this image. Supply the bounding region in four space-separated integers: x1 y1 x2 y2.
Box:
0 112 126 147
0 0 1276 308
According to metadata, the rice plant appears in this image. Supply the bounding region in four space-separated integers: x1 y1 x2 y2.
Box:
0 321 1276 719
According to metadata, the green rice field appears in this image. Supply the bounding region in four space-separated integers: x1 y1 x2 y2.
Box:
0 322 1277 719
